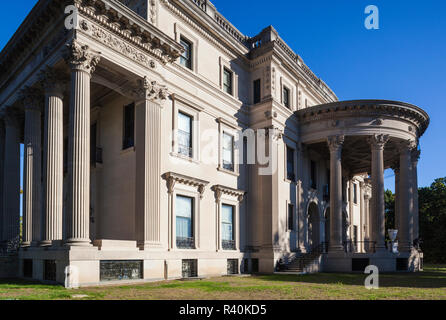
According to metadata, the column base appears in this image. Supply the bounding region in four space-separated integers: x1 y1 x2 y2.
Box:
328 244 344 253
65 239 92 247
21 242 31 248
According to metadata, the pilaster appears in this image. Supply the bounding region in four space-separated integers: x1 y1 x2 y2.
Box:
134 76 167 249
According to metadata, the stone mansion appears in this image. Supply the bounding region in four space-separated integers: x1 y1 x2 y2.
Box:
0 0 429 286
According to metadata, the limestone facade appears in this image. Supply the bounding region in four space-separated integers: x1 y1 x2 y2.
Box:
0 0 429 286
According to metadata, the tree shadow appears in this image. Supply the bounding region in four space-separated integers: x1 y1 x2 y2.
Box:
254 266 446 289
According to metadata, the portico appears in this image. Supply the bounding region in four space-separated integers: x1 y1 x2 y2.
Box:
297 100 429 271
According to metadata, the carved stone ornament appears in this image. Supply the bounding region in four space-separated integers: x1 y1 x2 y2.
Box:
162 172 209 199
211 185 245 203
38 66 68 95
399 139 418 153
327 135 345 152
64 40 101 75
133 76 169 101
367 134 390 150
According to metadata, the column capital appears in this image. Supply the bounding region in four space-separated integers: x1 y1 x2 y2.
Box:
38 66 68 97
19 86 43 112
132 76 169 103
327 135 345 152
64 40 101 75
411 149 421 163
398 139 417 153
391 161 400 173
1 107 21 127
367 134 389 150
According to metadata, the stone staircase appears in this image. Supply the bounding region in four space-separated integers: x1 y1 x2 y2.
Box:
279 244 327 273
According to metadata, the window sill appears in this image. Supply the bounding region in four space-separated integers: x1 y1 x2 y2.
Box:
121 147 135 155
170 152 200 164
218 166 239 177
284 178 296 184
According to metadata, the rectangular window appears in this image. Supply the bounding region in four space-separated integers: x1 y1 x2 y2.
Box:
182 259 198 278
227 259 239 275
180 37 192 70
310 160 317 189
288 204 294 231
176 195 195 249
283 86 290 108
123 103 135 150
286 146 295 181
253 79 261 104
223 68 233 95
222 132 235 172
100 260 143 282
222 204 235 250
178 112 193 158
353 183 358 204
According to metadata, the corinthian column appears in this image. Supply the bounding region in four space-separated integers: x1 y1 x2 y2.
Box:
64 40 100 246
134 77 167 249
327 135 344 252
411 149 420 244
368 134 389 252
2 108 21 244
39 68 66 246
398 140 416 252
20 87 43 246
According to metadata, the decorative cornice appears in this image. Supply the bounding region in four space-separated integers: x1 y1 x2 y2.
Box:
296 100 430 137
76 0 183 64
64 40 101 75
162 172 209 199
211 185 245 203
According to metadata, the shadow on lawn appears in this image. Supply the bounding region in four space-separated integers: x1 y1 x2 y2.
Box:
256 267 446 289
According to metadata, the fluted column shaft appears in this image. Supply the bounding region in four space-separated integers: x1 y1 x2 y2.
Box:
23 100 42 246
66 68 92 245
369 134 389 252
398 141 416 251
411 150 420 242
2 111 21 243
63 41 100 246
134 77 166 249
41 79 64 245
394 167 400 232
327 135 344 252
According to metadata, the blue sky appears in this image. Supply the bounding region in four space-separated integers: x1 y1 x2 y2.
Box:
1 0 445 192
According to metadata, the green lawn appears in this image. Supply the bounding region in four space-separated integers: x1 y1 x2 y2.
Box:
1 265 445 300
